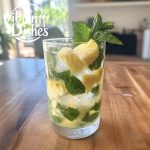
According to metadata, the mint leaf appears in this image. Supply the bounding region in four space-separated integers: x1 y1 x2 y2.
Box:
82 102 100 122
72 22 92 43
82 112 99 122
49 70 85 95
92 13 102 32
89 55 101 70
91 85 99 95
91 103 100 111
56 103 79 121
46 54 56 78
56 70 70 81
66 76 85 95
92 31 123 45
91 13 123 45
52 115 63 123
89 48 105 70
56 102 66 110
100 22 114 30
89 53 103 70
63 107 79 121
56 70 85 95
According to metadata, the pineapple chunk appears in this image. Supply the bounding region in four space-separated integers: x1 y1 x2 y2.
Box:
47 79 67 99
74 39 99 66
58 47 85 73
82 67 104 92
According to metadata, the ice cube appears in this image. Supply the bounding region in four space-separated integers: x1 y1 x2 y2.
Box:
55 57 69 72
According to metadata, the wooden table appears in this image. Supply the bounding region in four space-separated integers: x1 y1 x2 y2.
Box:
0 58 150 150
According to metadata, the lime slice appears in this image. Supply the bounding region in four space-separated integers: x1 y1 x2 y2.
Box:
74 39 99 66
47 79 67 99
58 47 85 73
82 67 104 92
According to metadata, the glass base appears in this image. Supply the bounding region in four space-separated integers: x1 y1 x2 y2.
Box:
52 117 100 139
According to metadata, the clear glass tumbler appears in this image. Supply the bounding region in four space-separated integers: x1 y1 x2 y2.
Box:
43 38 105 139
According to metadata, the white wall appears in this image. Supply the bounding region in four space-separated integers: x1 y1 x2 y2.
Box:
68 1 150 35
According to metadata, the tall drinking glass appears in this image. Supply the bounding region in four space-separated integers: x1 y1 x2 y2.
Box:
43 38 105 139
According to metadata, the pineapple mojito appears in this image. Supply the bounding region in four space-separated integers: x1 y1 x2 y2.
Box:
43 13 122 138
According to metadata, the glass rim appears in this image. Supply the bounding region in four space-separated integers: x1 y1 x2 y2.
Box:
42 37 92 46
43 37 72 42
43 38 106 54
43 38 73 46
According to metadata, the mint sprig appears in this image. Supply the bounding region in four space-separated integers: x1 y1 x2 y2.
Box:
56 103 79 121
72 12 123 45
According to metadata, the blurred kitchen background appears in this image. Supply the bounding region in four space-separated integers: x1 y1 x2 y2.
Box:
0 0 150 64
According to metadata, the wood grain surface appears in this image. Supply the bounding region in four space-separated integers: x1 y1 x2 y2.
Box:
0 58 150 150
